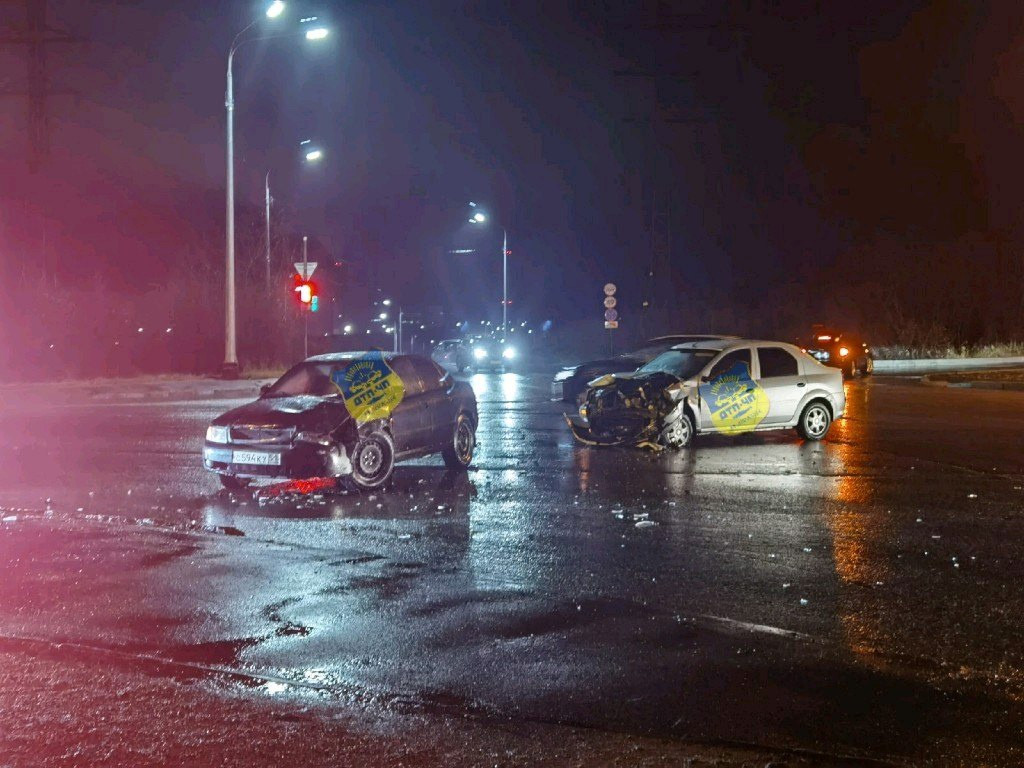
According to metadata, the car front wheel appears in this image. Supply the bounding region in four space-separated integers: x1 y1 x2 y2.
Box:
442 413 475 469
660 410 693 449
347 431 396 490
797 401 832 441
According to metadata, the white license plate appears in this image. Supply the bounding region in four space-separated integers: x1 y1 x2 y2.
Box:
232 450 281 466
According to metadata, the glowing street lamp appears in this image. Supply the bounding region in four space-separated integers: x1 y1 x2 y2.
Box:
223 4 329 376
468 203 509 340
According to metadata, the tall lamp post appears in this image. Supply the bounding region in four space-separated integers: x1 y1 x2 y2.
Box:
468 203 509 340
264 142 325 290
223 3 329 377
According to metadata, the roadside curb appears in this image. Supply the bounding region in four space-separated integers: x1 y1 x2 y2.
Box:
921 375 1024 391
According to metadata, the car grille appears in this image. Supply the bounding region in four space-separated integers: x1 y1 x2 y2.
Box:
229 426 294 445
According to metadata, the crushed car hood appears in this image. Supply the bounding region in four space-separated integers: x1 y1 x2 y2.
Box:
212 396 348 432
569 370 688 448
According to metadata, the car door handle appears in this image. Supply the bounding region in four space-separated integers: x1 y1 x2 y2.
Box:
797 382 806 387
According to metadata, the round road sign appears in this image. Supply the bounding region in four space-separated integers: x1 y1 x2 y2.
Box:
604 308 618 322
603 296 617 309
603 283 617 296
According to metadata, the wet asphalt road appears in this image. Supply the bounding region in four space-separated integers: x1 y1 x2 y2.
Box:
2 374 1024 765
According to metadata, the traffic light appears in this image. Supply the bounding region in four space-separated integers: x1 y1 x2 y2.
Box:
293 277 317 306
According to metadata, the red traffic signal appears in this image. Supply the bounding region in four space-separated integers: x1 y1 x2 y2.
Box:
293 277 317 305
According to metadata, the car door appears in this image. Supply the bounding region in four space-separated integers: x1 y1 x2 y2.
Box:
695 347 770 434
755 346 804 425
386 356 431 453
411 357 452 448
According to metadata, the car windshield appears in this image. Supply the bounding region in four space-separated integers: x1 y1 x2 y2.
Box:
262 362 342 398
637 349 718 379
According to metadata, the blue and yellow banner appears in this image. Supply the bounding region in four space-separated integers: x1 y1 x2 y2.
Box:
331 351 405 424
699 361 769 435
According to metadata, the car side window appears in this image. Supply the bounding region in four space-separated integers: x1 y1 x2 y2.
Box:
389 357 424 396
707 349 751 379
411 358 446 392
757 347 799 379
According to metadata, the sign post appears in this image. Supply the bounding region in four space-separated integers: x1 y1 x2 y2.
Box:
603 283 617 354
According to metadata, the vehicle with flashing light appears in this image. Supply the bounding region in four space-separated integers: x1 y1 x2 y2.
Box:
803 325 873 377
552 334 737 403
203 352 477 491
567 338 845 449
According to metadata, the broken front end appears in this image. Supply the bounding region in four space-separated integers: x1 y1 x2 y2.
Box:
566 372 691 449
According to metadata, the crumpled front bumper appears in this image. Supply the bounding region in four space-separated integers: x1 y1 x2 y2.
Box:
203 440 353 480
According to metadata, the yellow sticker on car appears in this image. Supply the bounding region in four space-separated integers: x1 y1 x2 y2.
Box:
699 361 769 434
332 351 405 424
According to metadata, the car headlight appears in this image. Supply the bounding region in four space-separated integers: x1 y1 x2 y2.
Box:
502 346 516 360
838 346 850 358
206 425 229 443
473 347 488 360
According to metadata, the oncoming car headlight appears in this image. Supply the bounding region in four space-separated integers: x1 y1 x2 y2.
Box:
206 425 229 443
473 347 488 360
838 346 850 358
502 346 516 360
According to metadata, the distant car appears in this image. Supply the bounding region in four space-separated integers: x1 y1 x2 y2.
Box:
467 336 519 372
804 327 873 377
203 352 478 491
431 339 473 374
551 334 736 403
567 339 845 448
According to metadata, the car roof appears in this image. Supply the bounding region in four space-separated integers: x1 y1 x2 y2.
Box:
646 334 738 344
668 338 805 354
304 351 402 363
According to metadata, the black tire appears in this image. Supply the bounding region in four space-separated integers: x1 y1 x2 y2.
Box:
796 401 832 441
659 409 694 449
442 413 475 469
348 430 396 490
219 474 250 491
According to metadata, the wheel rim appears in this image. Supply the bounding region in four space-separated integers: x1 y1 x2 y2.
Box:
357 441 385 479
664 416 690 447
805 406 829 437
454 421 474 464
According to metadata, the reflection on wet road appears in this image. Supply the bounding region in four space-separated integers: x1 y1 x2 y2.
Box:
1 374 1024 763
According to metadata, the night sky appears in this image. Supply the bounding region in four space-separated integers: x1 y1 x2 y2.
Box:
1 0 1022 339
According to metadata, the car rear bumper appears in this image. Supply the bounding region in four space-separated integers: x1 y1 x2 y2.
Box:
203 441 352 480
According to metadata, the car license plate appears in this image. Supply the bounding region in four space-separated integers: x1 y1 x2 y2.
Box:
232 450 281 466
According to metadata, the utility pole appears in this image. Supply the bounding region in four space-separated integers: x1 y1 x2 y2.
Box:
0 0 79 171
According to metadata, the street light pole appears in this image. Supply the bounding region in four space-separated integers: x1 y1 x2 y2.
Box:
221 5 328 377
223 48 239 377
264 171 272 290
502 227 508 340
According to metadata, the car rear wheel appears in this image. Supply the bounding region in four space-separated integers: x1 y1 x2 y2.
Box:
348 431 395 490
797 401 832 441
219 474 250 491
442 413 475 469
660 410 693 449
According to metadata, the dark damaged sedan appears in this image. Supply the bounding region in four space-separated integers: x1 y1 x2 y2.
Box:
203 352 478 490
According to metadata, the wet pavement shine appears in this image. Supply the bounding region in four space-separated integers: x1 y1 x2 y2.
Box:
1 374 1024 765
